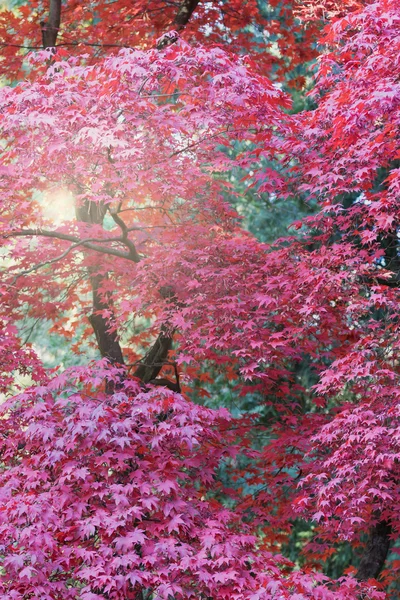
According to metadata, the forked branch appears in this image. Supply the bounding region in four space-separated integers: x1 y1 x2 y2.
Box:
6 229 141 262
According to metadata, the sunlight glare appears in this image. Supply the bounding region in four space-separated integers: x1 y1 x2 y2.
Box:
42 187 75 224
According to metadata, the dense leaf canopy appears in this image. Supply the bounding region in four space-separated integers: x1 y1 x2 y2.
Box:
1 0 400 598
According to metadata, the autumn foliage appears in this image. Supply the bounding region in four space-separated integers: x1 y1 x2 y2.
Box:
0 0 400 598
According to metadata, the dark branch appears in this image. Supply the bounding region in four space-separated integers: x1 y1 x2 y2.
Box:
109 210 141 262
174 0 201 29
134 326 174 384
0 42 133 50
89 273 125 366
6 229 140 262
72 195 126 375
11 238 92 283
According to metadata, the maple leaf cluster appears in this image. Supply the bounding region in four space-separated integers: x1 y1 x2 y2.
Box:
0 364 373 600
0 0 324 85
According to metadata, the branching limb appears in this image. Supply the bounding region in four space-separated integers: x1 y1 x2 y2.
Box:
109 210 141 262
6 229 141 262
11 237 110 283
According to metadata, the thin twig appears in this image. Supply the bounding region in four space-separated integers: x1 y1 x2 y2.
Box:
0 42 135 50
12 237 99 283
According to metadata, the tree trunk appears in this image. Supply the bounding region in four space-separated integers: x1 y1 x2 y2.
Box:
89 273 124 365
41 0 61 48
133 325 173 384
74 200 125 372
356 521 391 581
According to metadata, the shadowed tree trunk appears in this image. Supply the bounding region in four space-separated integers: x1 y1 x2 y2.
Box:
89 273 125 365
74 197 126 371
41 0 61 48
356 521 392 582
133 326 173 384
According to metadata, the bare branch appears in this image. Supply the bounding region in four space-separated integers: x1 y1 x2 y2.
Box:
11 238 88 283
0 42 134 51
6 229 141 262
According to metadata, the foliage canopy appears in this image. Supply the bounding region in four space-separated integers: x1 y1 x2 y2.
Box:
1 0 400 598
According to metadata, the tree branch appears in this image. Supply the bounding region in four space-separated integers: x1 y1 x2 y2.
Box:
174 0 201 29
68 198 127 390
0 42 133 51
133 325 174 384
109 210 141 262
6 229 140 262
89 273 125 366
8 226 177 386
11 238 92 283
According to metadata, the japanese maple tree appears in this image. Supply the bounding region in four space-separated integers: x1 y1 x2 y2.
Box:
0 0 337 86
1 0 400 598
